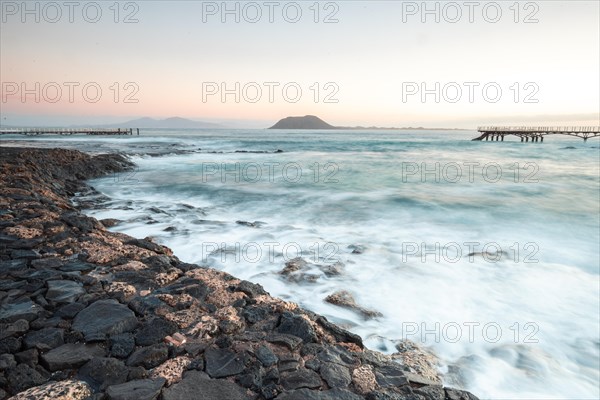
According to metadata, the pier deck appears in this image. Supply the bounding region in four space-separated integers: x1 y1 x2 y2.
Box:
472 126 599 142
0 128 139 136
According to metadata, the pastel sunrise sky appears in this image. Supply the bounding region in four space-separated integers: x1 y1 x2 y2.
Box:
1 0 599 128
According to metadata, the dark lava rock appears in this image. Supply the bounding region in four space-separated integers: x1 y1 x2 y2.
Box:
162 370 250 400
446 388 481 400
0 300 43 323
276 312 318 344
204 347 245 378
14 348 38 367
125 238 166 255
243 305 271 324
375 362 408 387
41 343 105 371
280 368 322 390
255 345 278 367
78 357 129 391
61 212 96 233
320 362 352 388
276 388 363 400
126 344 168 369
56 302 86 319
266 334 303 351
0 319 29 340
100 218 122 228
0 353 17 370
6 363 48 394
59 261 97 273
105 378 166 400
73 299 138 341
23 327 64 351
236 280 268 297
0 337 22 354
316 317 363 348
414 386 446 400
135 317 178 346
110 333 136 358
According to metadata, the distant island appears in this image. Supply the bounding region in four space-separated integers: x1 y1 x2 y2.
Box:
269 115 336 129
269 115 467 130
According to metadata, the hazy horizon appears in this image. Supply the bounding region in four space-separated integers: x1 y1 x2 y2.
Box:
1 1 599 128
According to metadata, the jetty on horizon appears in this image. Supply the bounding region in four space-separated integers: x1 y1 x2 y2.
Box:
0 128 140 136
473 126 600 142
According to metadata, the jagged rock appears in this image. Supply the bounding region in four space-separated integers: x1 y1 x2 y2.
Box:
14 348 38 367
105 378 166 400
320 362 352 388
316 317 363 347
0 336 22 354
72 299 138 341
6 363 48 393
23 327 64 351
41 343 105 371
374 362 408 387
255 345 278 367
78 357 129 391
0 319 29 340
110 333 136 358
149 356 191 386
446 388 481 400
278 353 301 372
276 312 318 343
9 379 92 400
280 369 322 390
162 370 250 400
276 387 363 400
135 317 178 346
414 385 446 399
0 300 43 323
352 365 377 394
204 347 245 378
56 302 86 319
236 280 268 297
324 290 382 319
126 344 169 369
0 353 17 370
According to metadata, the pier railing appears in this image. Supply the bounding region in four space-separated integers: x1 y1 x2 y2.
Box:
0 128 139 136
473 126 600 142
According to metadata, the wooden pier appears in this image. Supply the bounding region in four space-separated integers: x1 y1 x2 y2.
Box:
0 128 139 136
472 126 600 142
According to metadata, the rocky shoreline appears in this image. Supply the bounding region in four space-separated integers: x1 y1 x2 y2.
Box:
0 148 478 400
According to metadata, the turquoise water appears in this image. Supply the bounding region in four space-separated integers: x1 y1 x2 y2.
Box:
7 129 600 398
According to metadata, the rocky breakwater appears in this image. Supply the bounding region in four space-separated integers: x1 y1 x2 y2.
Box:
0 147 479 400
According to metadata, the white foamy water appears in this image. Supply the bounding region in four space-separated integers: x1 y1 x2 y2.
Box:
22 129 597 398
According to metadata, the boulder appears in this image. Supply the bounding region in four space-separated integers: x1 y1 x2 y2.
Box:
0 300 42 323
72 299 138 341
276 312 318 343
162 370 250 400
105 378 166 400
204 347 245 378
9 379 92 400
41 343 105 371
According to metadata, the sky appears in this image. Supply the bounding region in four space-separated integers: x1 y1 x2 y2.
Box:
1 0 599 128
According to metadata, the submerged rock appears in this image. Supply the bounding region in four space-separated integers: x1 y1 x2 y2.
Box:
324 290 382 319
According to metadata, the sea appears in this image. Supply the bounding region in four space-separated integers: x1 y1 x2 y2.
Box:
4 129 599 399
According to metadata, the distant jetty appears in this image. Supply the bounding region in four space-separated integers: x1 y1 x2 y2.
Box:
0 128 139 136
472 126 600 142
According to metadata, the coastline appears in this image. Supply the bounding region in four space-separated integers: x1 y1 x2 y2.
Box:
0 147 478 400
